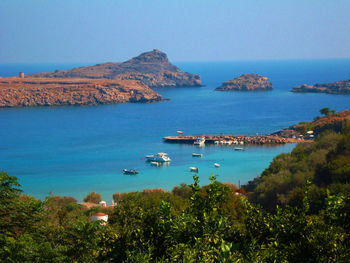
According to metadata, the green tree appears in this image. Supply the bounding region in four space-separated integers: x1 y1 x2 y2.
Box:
83 191 102 204
320 107 331 116
0 171 22 198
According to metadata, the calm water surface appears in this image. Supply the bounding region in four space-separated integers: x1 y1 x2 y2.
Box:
0 59 349 202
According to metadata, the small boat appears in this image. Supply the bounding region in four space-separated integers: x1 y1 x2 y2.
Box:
189 167 199 172
194 137 205 146
234 147 244 151
192 153 203 157
145 152 171 162
123 169 138 175
214 163 220 168
214 141 219 145
239 141 244 145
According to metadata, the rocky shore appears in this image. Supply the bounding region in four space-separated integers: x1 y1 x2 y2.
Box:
292 80 350 94
0 77 163 107
215 74 273 91
30 49 202 89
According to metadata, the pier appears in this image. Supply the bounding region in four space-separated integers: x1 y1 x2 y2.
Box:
163 134 303 145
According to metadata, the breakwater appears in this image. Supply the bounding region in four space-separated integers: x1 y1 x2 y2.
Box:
163 135 302 145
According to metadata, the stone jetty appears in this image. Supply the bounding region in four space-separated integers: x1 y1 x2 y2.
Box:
163 134 302 145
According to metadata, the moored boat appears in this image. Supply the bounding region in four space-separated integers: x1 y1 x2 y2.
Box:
194 137 205 146
192 153 203 157
214 163 220 168
234 147 244 151
123 169 138 175
189 167 199 172
145 152 171 162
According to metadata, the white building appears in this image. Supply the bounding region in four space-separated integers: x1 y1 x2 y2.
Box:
91 213 108 225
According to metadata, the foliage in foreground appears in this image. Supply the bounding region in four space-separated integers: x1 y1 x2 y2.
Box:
0 170 349 262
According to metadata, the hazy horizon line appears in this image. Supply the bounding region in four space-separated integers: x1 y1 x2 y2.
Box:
1 57 350 65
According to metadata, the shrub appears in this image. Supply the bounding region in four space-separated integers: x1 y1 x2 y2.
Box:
83 191 102 204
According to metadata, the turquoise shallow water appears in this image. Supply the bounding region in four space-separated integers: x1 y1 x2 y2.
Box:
0 59 349 202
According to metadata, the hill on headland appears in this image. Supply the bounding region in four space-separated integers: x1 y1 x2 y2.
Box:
31 49 202 88
245 109 350 212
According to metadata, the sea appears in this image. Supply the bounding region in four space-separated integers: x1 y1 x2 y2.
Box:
0 59 349 203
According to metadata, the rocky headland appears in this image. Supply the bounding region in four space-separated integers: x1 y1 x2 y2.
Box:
215 74 273 91
273 110 350 138
30 49 202 88
0 77 162 107
292 80 350 95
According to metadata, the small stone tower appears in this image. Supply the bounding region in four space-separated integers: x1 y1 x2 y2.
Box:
19 72 24 78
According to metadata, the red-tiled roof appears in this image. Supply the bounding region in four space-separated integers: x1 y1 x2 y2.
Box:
92 213 108 216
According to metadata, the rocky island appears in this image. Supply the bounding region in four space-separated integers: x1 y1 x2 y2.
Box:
31 49 202 88
292 79 350 95
215 73 273 91
0 77 162 107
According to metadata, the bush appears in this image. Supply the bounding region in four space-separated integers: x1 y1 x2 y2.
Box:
83 191 102 204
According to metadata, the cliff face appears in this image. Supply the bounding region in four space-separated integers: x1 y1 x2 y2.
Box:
215 74 273 91
0 77 162 108
292 80 350 95
30 49 202 88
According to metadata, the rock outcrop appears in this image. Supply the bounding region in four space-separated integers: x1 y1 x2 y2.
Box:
292 80 350 95
0 77 163 107
30 49 202 88
215 74 273 91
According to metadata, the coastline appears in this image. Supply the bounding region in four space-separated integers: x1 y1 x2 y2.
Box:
1 60 349 203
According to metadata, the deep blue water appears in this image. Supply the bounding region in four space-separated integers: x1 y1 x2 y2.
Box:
0 59 349 202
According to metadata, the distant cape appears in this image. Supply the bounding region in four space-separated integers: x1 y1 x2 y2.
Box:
31 49 202 88
292 79 350 95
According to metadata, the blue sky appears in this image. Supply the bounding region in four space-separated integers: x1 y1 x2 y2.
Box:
0 0 349 63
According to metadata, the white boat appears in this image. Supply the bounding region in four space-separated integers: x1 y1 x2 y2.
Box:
123 169 138 175
234 147 244 151
192 153 203 157
214 163 220 168
214 141 219 145
194 137 205 146
189 167 199 172
145 152 171 162
239 141 244 145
